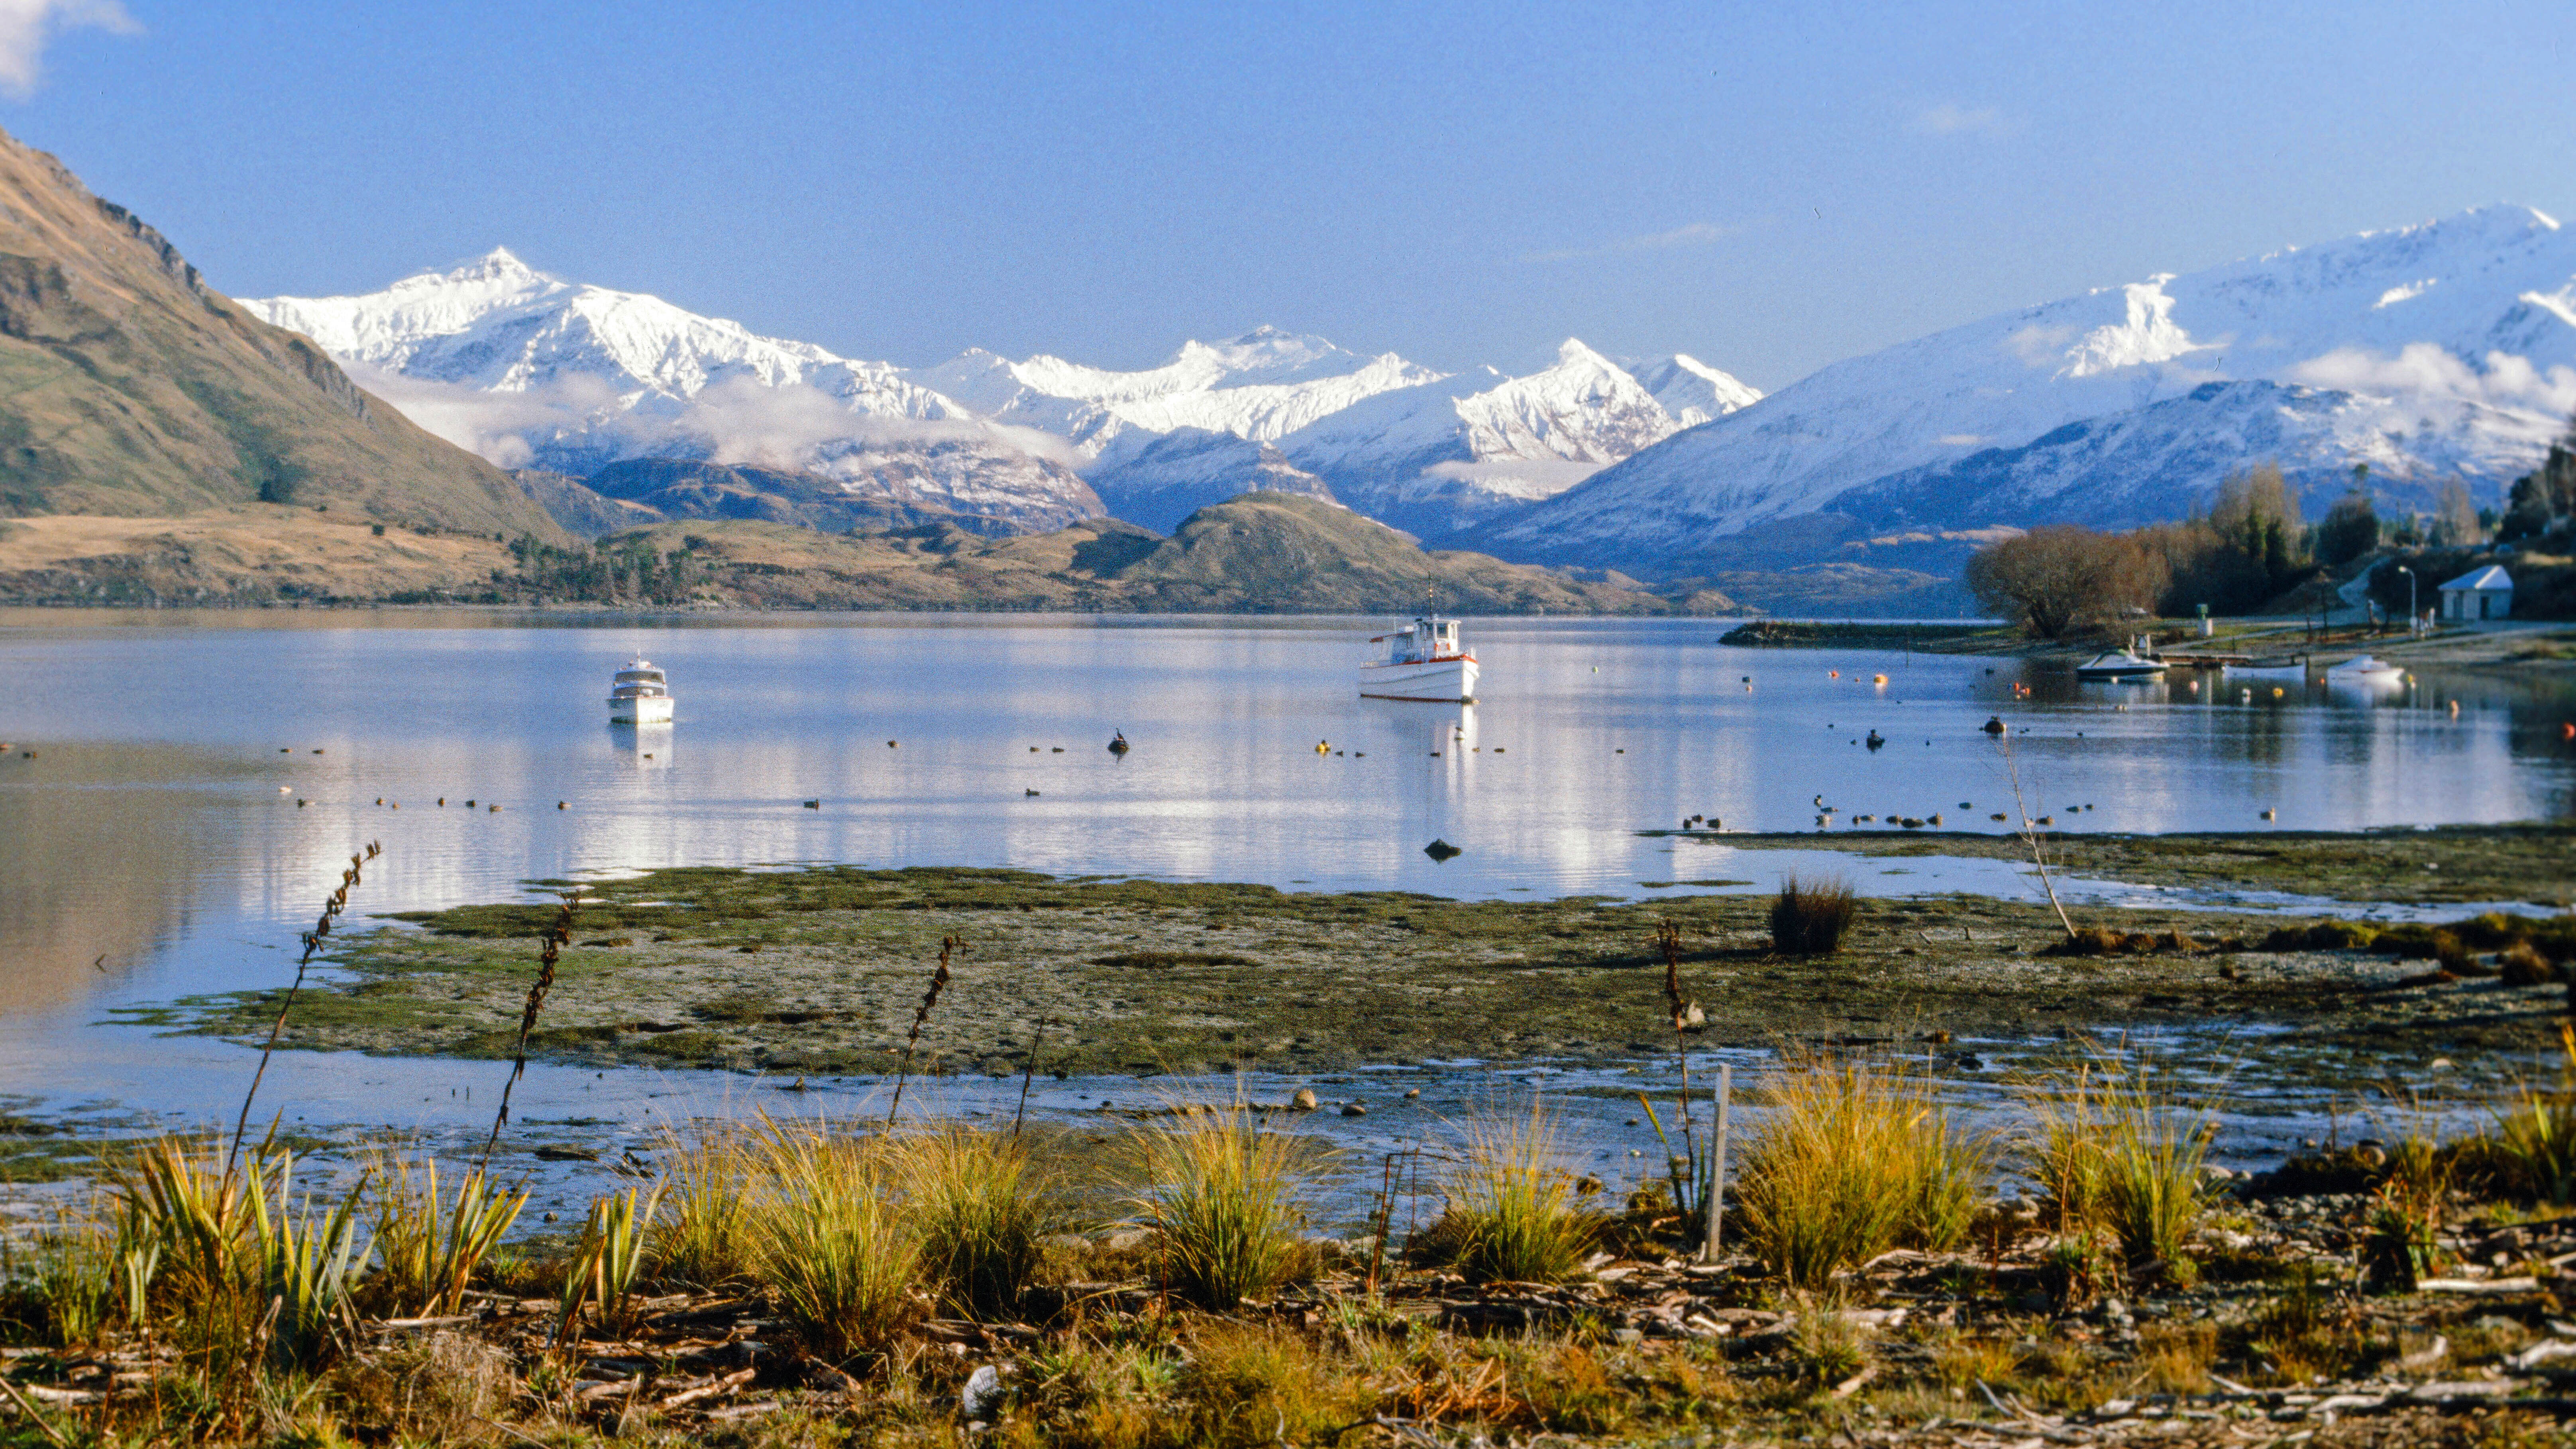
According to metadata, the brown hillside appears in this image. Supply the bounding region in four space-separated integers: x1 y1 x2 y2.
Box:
0 127 559 538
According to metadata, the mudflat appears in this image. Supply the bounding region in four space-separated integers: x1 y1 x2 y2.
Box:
141 826 2576 1083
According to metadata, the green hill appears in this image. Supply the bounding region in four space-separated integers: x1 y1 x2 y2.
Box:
0 127 558 537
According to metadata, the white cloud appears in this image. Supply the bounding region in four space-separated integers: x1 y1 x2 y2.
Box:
1936 434 1985 446
2286 343 2576 416
2002 323 2077 367
1911 103 2005 137
677 377 1088 472
0 0 138 98
1421 457 1609 500
1523 222 1738 265
342 361 618 469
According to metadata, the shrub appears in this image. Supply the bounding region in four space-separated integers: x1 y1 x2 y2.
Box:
1769 875 1857 956
1133 1103 1316 1310
1422 1099 1598 1285
1736 1058 1994 1289
367 1158 524 1317
893 1127 1060 1319
2504 942 2559 987
558 1186 662 1342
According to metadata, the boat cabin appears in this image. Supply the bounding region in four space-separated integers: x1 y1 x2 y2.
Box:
1379 617 1463 666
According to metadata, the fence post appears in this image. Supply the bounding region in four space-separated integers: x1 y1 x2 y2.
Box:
1700 1063 1731 1263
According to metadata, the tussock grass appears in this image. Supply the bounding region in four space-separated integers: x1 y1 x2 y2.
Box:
2028 1058 2211 1270
893 1126 1060 1319
741 1117 920 1360
651 1124 756 1289
1132 1103 1316 1310
1769 875 1857 956
1422 1099 1598 1285
2492 1025 2576 1206
1735 1058 1993 1289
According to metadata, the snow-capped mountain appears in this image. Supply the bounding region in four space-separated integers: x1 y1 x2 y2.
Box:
1622 354 1763 427
1492 205 2576 568
907 328 1440 456
247 253 1752 543
1278 339 1690 540
1084 428 1340 534
243 251 1100 530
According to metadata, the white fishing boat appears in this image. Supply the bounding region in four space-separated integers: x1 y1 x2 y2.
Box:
1360 614 1480 703
2224 656 2309 682
2075 639 2166 681
2325 654 2405 683
607 658 675 724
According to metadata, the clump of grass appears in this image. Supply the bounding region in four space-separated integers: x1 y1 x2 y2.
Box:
1133 1103 1316 1310
892 1126 1060 1319
2027 1057 2211 1272
1769 875 1857 956
2362 1133 2450 1292
0 1216 126 1346
1421 1099 1598 1285
2490 1024 2576 1204
366 1157 524 1317
1176 1322 1369 1447
741 1118 919 1360
651 1125 755 1290
1734 1058 1993 1289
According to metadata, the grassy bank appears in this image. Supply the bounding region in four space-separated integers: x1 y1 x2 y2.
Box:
19 1046 2576 1445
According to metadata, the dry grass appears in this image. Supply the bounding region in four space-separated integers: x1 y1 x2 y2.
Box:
1132 1103 1317 1310
892 1126 1061 1319
1734 1057 1993 1289
1422 1098 1599 1285
740 1117 921 1361
1769 875 1857 956
2028 1058 2211 1270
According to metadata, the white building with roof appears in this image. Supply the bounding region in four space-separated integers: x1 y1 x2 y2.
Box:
2438 564 2513 622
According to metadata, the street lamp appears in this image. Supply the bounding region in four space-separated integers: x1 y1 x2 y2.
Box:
2397 565 2416 634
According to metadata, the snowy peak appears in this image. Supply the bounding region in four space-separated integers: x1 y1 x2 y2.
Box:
1490 203 2576 568
1623 353 1763 426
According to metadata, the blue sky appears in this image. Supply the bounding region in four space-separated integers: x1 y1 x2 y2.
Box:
15 0 2576 388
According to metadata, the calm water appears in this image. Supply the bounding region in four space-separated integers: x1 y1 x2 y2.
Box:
0 609 2569 1192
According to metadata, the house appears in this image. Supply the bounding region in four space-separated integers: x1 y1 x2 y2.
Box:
2438 564 2513 622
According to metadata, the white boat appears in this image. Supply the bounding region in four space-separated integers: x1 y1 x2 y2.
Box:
2075 639 2166 681
2325 654 2405 683
608 658 675 723
1360 614 1480 703
2225 657 2309 682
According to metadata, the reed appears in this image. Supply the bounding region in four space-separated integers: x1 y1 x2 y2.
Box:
886 935 958 1125
1768 875 1857 956
479 890 581 1170
232 843 380 1169
740 1118 920 1360
1735 1057 1993 1289
891 1126 1059 1320
366 1157 526 1317
1133 1102 1314 1310
1426 1098 1598 1285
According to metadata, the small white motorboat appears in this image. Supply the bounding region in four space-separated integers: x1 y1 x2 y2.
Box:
1360 614 1480 703
608 658 675 724
2325 654 2405 683
2075 639 2166 681
2225 656 2309 682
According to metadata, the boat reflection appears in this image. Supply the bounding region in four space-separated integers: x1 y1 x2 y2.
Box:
607 723 673 770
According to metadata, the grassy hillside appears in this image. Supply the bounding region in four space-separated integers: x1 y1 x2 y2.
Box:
0 127 559 538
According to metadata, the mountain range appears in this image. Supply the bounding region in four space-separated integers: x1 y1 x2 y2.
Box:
241 256 1761 545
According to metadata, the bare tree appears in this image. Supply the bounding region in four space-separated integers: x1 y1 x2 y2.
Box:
2433 478 2484 547
1965 526 2167 639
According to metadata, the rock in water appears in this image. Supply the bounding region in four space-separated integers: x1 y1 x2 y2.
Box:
1290 1088 1319 1111
1423 838 1462 862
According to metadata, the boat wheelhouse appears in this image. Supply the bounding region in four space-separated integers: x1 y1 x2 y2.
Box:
1360 615 1480 704
608 658 675 724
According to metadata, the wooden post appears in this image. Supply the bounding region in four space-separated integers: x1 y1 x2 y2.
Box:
1701 1064 1731 1263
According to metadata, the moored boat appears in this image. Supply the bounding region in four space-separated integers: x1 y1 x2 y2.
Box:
2224 656 2309 682
2075 639 2166 681
1360 614 1479 703
2325 654 2405 683
608 658 675 723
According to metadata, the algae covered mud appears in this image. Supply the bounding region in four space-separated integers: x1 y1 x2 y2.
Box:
145 830 2576 1088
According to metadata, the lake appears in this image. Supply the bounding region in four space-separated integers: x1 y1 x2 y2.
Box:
0 608 2569 1208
